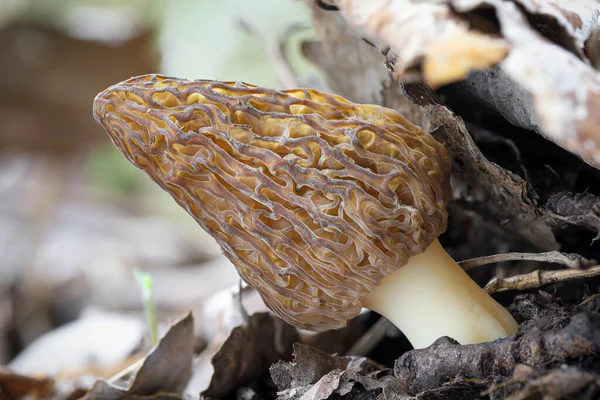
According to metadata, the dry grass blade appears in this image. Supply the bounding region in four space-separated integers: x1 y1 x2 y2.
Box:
485 265 600 294
459 251 596 271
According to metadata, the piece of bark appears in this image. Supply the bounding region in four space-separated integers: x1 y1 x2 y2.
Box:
393 311 600 395
405 83 559 250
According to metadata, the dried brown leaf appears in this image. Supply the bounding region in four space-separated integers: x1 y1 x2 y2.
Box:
83 313 193 400
270 343 407 400
200 313 299 399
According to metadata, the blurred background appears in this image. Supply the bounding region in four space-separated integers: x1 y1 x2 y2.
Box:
0 0 323 373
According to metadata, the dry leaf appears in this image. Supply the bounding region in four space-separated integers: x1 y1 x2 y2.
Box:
198 312 298 399
271 343 407 400
83 313 193 400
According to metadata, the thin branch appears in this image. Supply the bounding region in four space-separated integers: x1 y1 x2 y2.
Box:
484 264 600 294
345 317 393 356
459 251 596 271
316 0 340 11
236 278 249 323
238 17 299 89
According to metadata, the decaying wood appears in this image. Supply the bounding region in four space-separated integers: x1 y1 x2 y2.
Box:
406 84 560 250
84 314 193 400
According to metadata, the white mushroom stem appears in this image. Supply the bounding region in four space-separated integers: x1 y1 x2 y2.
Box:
360 239 518 349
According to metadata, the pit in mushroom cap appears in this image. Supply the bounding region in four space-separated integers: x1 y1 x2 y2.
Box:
93 74 451 331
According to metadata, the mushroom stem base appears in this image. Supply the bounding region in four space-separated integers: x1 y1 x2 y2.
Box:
360 239 518 349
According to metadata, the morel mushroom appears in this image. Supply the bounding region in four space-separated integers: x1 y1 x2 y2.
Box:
93 74 518 348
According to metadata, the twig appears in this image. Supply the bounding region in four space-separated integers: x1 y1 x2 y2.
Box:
484 264 600 294
345 317 393 356
578 293 600 309
459 251 596 271
238 17 299 89
280 21 312 45
236 278 250 323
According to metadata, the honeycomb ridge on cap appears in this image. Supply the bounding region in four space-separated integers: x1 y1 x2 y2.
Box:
93 74 451 331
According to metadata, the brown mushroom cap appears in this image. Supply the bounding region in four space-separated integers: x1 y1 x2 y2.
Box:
93 74 451 331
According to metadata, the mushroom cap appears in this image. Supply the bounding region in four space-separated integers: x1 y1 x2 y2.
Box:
93 74 451 331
